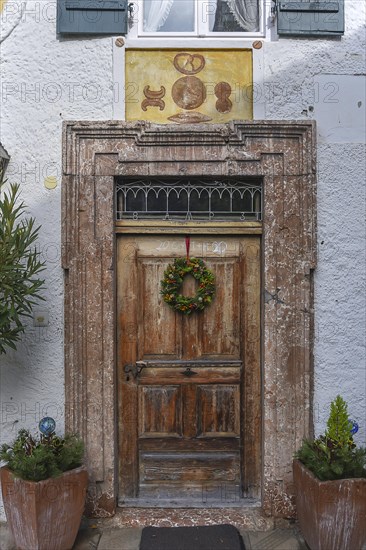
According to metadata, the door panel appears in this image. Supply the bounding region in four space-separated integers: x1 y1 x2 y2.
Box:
138 385 182 438
117 235 261 502
139 259 178 357
139 453 240 483
197 384 240 437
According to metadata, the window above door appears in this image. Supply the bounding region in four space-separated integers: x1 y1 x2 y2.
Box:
115 177 262 222
57 0 263 37
137 0 260 36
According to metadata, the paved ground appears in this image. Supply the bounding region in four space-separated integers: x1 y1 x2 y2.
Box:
0 519 308 549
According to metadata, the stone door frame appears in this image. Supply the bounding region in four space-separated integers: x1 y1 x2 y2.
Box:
62 120 316 518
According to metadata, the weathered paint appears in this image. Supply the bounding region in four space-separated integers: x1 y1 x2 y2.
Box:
0 466 88 549
294 460 366 549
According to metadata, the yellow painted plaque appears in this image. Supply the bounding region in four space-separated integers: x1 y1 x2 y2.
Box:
125 49 253 124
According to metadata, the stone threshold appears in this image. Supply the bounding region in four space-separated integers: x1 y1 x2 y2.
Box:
119 498 260 509
97 506 275 531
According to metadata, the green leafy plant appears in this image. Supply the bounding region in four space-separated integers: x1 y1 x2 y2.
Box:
0 175 45 354
295 395 366 481
0 429 84 482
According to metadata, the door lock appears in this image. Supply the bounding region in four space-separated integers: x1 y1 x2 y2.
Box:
124 361 146 381
180 367 198 377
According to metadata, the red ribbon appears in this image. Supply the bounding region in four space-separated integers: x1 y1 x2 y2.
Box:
185 235 190 260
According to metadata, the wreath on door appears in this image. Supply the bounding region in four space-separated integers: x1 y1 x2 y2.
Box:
160 257 215 315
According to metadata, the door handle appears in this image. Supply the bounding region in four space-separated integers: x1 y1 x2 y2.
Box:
124 361 146 381
180 367 198 377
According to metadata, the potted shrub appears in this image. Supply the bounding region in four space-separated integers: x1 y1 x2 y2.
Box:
0 418 88 550
0 175 45 354
294 395 366 550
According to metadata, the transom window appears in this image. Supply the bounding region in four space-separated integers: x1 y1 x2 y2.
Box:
115 177 262 221
139 0 260 36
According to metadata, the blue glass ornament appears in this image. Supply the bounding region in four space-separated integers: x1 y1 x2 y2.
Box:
349 419 359 435
39 417 56 436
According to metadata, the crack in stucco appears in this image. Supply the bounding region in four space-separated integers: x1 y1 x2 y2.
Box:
0 0 26 43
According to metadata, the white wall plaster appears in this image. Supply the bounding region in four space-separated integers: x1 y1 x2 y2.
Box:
258 2 366 446
313 75 365 143
314 143 366 441
0 0 365 520
0 0 114 520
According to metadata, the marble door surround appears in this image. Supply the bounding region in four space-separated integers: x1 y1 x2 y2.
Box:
62 120 316 518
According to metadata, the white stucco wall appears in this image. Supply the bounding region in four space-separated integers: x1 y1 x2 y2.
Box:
0 0 365 520
260 5 366 441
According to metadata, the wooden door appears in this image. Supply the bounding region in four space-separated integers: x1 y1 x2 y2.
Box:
117 235 261 504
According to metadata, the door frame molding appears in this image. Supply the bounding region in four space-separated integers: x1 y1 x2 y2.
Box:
62 120 316 518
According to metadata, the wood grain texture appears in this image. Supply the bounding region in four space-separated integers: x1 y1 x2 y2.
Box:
117 235 260 501
197 385 240 437
138 386 182 437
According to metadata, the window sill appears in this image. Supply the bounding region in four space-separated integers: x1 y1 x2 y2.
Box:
124 36 265 49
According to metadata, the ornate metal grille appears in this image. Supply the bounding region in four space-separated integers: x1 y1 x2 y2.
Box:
115 177 262 221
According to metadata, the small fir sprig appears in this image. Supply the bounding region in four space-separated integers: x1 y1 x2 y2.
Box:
295 395 366 481
325 395 354 447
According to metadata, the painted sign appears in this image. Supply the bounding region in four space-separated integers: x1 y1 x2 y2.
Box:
125 49 253 124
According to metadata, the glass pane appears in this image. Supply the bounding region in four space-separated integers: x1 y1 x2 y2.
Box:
168 188 189 213
208 0 259 32
144 0 195 32
232 189 250 213
190 189 209 212
211 188 231 213
147 188 166 213
125 189 145 213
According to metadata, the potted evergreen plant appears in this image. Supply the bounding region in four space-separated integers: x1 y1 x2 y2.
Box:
0 418 88 550
0 174 45 354
0 176 87 548
294 395 366 550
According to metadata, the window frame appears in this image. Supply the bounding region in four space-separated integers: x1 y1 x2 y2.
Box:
134 0 265 38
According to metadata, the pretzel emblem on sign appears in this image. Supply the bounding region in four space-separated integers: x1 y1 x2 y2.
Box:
173 53 206 75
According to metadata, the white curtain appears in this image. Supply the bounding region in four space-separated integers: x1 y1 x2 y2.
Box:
144 0 174 32
226 0 259 32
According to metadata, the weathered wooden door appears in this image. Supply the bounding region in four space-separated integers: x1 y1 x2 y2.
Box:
117 235 261 504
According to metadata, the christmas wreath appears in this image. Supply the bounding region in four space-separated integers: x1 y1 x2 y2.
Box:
160 257 215 314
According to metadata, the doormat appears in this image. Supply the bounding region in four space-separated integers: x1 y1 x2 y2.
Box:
139 524 245 550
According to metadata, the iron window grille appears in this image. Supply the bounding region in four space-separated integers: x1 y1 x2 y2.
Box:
115 177 262 222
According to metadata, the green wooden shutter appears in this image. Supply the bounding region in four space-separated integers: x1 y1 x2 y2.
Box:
277 0 344 35
57 0 128 34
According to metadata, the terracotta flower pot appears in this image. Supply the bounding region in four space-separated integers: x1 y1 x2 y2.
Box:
293 459 366 550
0 465 88 550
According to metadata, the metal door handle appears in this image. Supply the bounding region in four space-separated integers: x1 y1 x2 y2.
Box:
124 361 146 381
